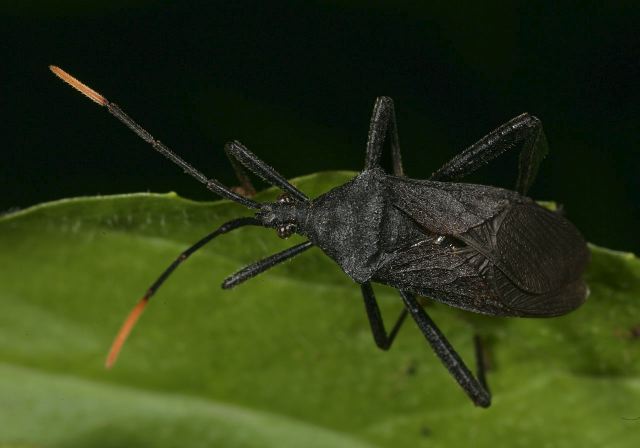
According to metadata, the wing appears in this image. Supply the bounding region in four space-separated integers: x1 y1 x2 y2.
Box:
461 203 589 293
384 176 589 316
460 203 590 315
387 176 524 235
491 269 588 316
373 236 513 316
373 230 587 317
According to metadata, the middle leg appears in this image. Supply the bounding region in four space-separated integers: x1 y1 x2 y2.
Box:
360 282 409 350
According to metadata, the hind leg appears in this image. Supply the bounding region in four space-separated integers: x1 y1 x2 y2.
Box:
430 113 549 195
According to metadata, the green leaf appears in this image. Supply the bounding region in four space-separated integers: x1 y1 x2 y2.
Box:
1 171 639 447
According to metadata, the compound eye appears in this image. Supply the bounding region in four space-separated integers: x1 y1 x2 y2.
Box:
277 193 294 204
277 223 297 239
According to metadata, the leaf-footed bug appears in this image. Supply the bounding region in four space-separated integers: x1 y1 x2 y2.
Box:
50 66 589 408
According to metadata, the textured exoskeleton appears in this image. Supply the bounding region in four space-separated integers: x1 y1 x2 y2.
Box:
51 65 589 409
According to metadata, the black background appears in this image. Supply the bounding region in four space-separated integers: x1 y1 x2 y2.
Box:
3 1 639 252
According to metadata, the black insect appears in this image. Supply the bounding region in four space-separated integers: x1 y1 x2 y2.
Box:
50 66 590 408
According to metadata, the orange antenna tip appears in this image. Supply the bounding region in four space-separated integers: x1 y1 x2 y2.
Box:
49 65 108 106
105 298 149 369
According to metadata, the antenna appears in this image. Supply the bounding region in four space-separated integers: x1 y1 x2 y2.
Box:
49 65 261 210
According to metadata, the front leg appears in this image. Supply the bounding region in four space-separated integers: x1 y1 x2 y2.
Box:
222 241 314 289
225 141 309 202
364 96 405 176
430 113 549 196
224 143 257 197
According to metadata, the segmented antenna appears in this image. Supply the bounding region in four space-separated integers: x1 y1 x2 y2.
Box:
103 216 260 368
49 65 260 210
105 298 147 369
49 66 267 368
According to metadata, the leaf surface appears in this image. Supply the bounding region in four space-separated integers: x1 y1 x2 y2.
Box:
1 172 639 447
